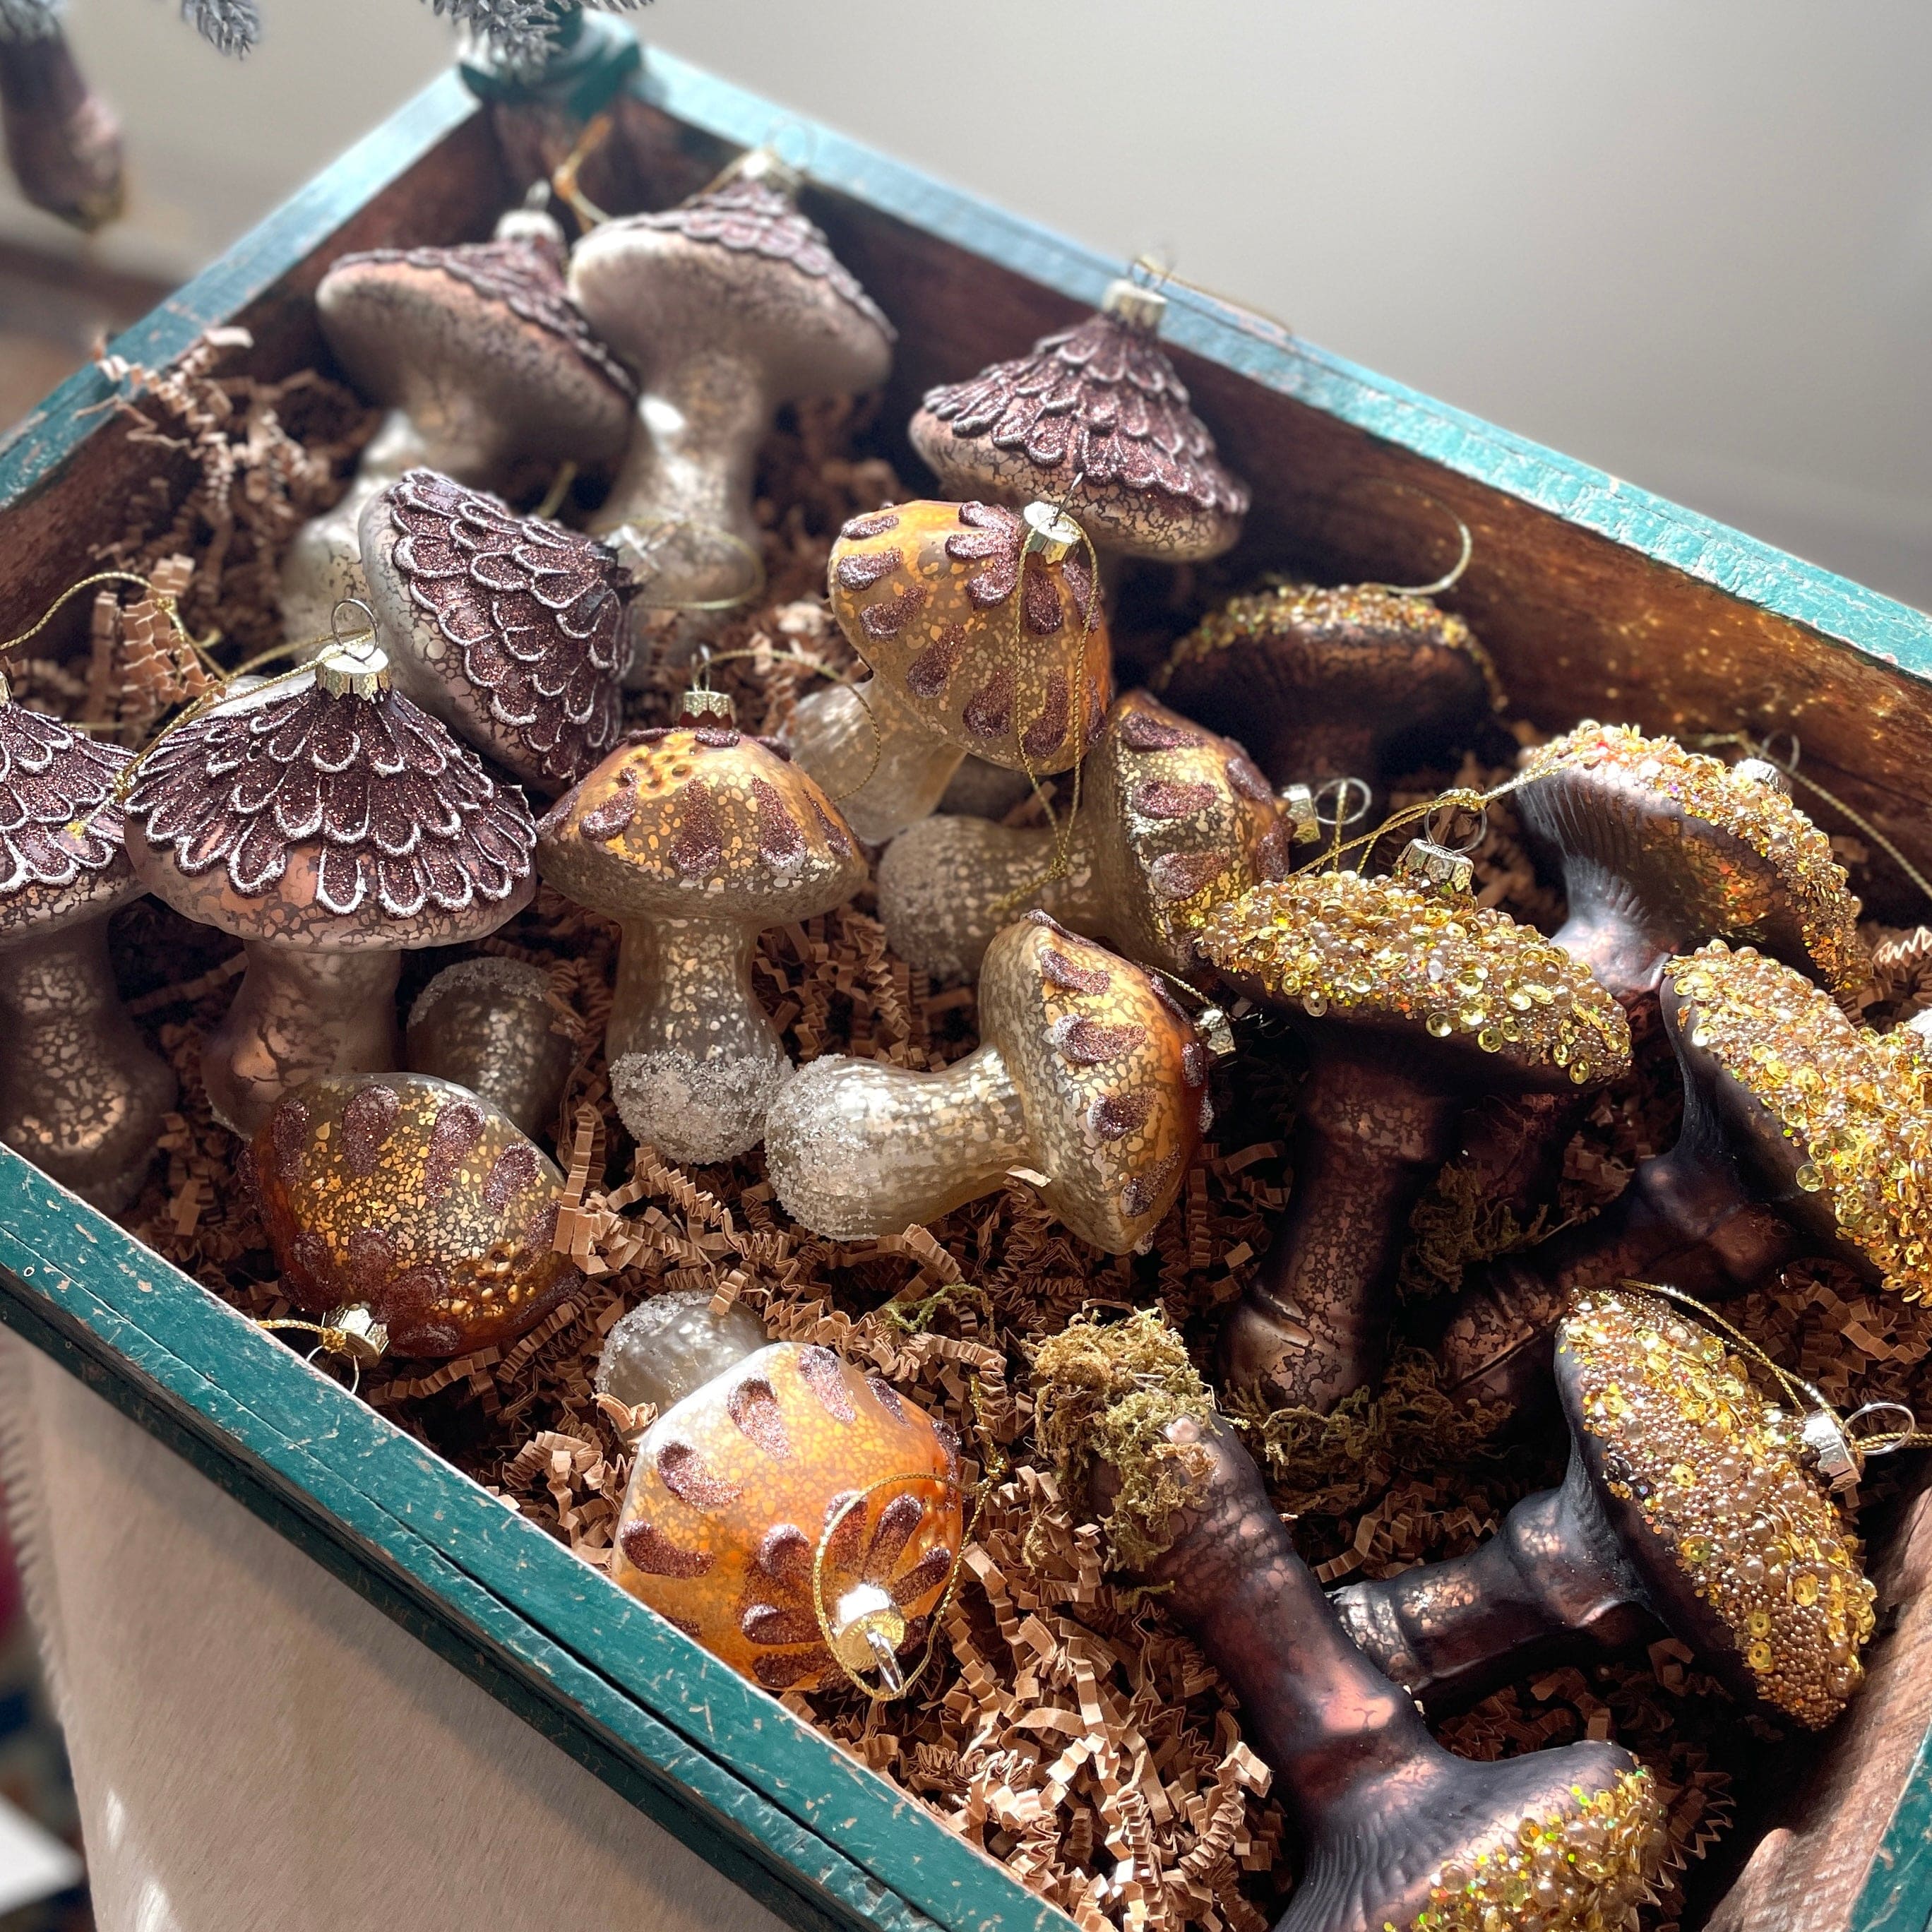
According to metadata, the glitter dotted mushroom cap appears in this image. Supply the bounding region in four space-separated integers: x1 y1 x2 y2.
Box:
877 688 1292 984
908 278 1249 563
1156 581 1505 801
249 1072 583 1359
790 499 1114 845
358 467 634 796
1517 722 1868 1003
612 1338 963 1695
765 912 1208 1253
536 710 868 1164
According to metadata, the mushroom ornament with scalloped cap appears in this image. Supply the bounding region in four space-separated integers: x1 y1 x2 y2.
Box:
123 642 537 1138
358 467 634 796
788 499 1113 845
0 672 175 1211
764 912 1206 1253
536 700 868 1165
282 208 637 641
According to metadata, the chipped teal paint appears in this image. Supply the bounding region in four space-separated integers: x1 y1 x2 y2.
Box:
1852 1721 1932 1932
0 1147 1068 1932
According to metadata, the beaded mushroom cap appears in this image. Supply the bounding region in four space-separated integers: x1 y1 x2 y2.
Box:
909 279 1249 563
1157 583 1505 798
359 468 633 796
877 688 1292 983
1518 722 1868 1002
612 1340 962 1694
251 1072 583 1359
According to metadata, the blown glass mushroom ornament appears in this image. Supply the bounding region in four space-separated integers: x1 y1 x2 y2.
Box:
789 498 1114 845
357 467 633 796
877 688 1294 984
0 674 174 1211
123 642 537 1138
1031 1312 1665 1932
405 957 576 1143
765 912 1208 1253
1198 868 1631 1411
607 1301 963 1695
1155 581 1505 816
567 149 895 672
1438 941 1932 1414
0 13 123 234
283 208 637 640
250 1072 583 1358
1337 1286 1876 1728
536 698 866 1164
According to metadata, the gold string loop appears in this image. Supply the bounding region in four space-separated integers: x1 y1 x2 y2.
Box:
257 1304 390 1396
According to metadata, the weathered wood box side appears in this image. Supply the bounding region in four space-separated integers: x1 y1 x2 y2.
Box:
2 46 1931 1932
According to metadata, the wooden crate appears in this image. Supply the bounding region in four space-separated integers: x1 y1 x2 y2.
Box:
1 41 1929 1932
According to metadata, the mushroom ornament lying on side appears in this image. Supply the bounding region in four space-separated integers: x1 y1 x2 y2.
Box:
0 673 175 1211
537 696 867 1164
358 467 634 795
789 499 1113 845
568 149 895 673
765 913 1206 1253
284 208 636 641
1337 1285 1876 1727
876 688 1294 984
124 642 537 1138
250 1071 581 1358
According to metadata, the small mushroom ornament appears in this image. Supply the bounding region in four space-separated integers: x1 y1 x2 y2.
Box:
405 957 576 1143
765 913 1206 1253
789 499 1113 845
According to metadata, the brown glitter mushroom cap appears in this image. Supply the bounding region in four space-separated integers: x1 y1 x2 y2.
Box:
979 913 1208 1252
1155 581 1505 785
567 155 895 402
908 279 1249 563
535 722 867 926
1519 722 1868 997
1558 1285 1876 1727
611 1340 963 1694
1664 943 1932 1301
0 678 144 940
1198 870 1633 1093
359 468 634 796
825 499 1113 776
318 214 636 469
249 1071 583 1358
122 645 537 952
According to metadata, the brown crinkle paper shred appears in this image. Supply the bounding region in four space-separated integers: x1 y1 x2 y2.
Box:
57 330 1932 1932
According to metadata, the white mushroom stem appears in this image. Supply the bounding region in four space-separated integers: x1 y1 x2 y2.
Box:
0 917 174 1212
205 945 401 1138
763 1044 1032 1239
787 679 970 846
605 915 792 1166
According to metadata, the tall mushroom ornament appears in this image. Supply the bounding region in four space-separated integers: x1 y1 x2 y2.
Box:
124 643 537 1138
0 675 174 1211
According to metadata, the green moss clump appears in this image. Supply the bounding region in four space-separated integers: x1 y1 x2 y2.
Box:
1030 1311 1215 1573
1397 1160 1549 1301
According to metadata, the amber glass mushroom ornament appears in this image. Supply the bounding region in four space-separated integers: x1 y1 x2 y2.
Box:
1199 869 1631 1411
285 209 636 640
1032 1313 1665 1932
124 643 537 1138
537 699 866 1164
789 499 1113 845
607 1298 962 1695
568 150 895 669
877 688 1292 983
1438 942 1932 1414
1338 1287 1876 1727
0 676 174 1211
359 467 633 795
251 1072 582 1358
765 913 1206 1252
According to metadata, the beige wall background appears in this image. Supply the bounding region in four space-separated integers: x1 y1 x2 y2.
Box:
4 1 1928 607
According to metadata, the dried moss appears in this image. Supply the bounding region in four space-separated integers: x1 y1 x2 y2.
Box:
1397 1160 1549 1301
1030 1311 1215 1571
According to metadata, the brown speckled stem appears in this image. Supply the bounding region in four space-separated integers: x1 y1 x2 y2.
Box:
787 679 970 847
0 917 174 1212
205 944 400 1140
